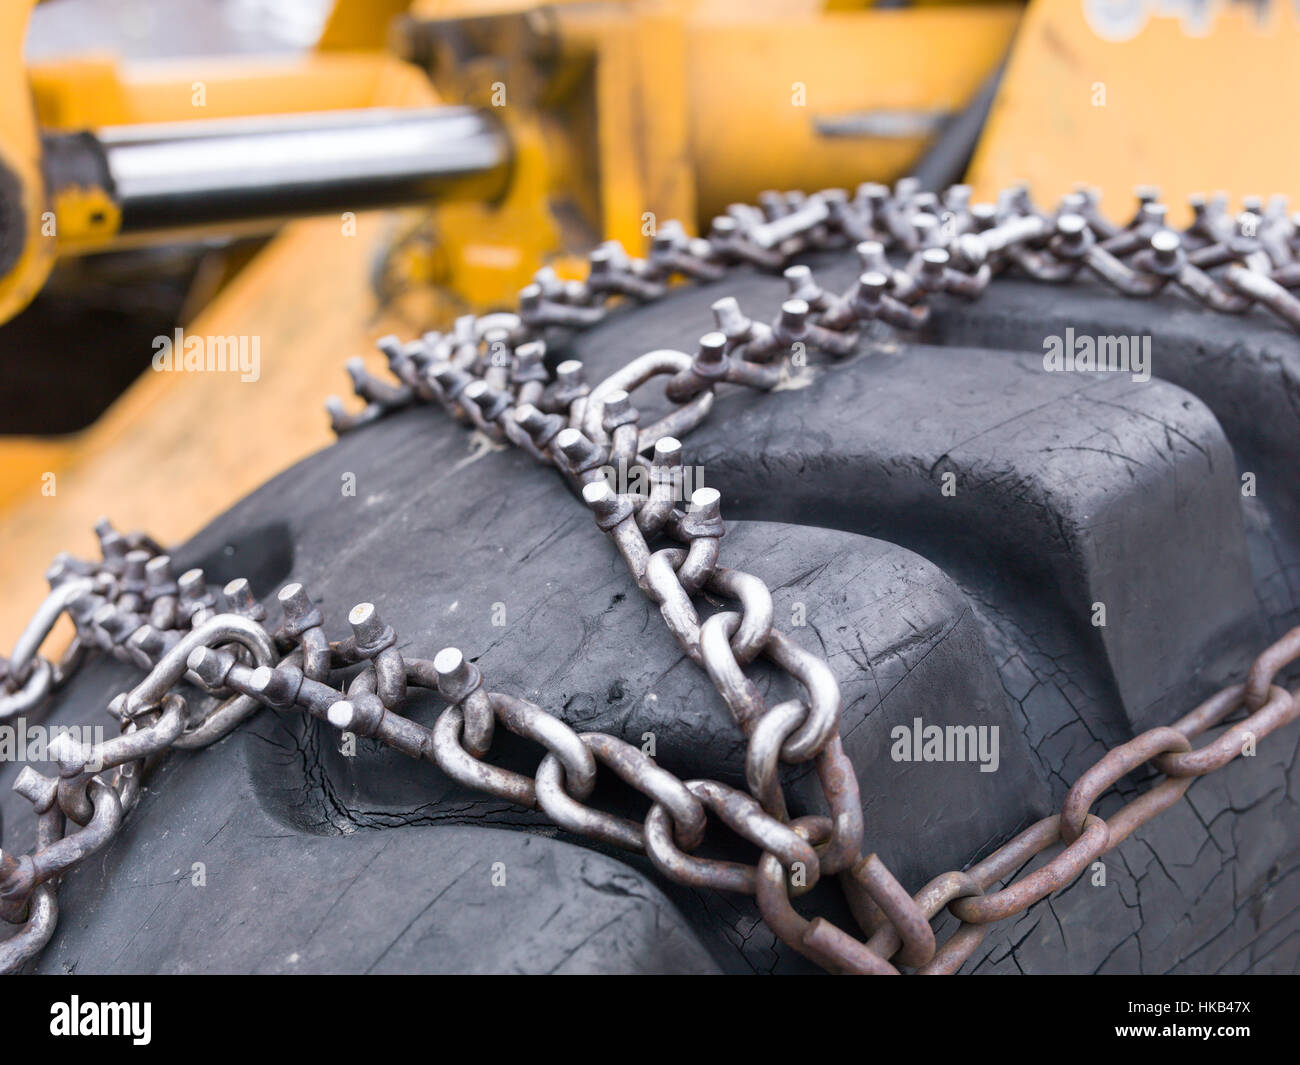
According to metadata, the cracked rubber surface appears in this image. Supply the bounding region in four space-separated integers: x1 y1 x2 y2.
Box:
3 261 1299 974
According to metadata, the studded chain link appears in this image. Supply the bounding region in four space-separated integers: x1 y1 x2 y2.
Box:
4 179 1300 974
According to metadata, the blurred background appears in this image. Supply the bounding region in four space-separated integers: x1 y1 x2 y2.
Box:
1 0 1297 647
26 0 333 58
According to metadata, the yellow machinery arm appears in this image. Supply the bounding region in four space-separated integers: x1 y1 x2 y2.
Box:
1 0 1020 324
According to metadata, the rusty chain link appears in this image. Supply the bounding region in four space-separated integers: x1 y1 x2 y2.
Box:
4 179 1300 974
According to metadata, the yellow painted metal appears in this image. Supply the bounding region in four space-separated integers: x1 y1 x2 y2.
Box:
968 0 1300 226
389 3 623 303
0 439 73 512
561 6 699 244
47 185 121 255
681 7 1019 220
0 212 412 649
29 52 438 130
374 114 587 324
416 1 1017 240
27 51 441 256
318 0 415 50
0 0 56 326
11 0 1019 313
24 28 440 251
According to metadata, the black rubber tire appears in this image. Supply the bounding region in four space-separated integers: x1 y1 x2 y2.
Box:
4 258 1299 974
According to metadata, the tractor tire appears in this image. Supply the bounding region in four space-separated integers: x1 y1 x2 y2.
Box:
5 256 1299 974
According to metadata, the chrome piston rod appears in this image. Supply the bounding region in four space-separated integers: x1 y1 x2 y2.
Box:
85 106 509 237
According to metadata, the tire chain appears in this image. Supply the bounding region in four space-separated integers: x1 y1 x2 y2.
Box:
3 179 1300 974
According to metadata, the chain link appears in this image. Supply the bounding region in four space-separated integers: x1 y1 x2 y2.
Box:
4 179 1300 973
